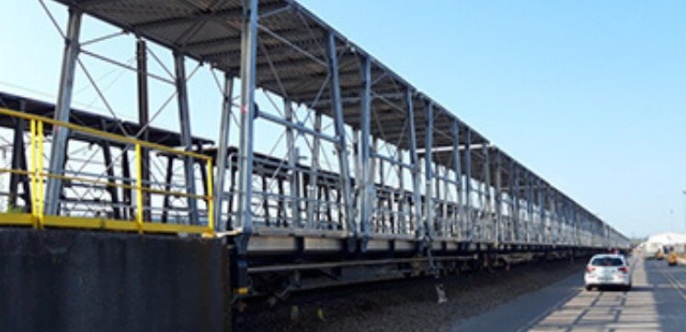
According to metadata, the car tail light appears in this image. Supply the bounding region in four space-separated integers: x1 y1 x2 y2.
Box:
618 267 629 273
586 266 595 273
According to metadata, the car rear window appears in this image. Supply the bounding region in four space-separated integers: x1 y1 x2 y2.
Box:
591 257 624 267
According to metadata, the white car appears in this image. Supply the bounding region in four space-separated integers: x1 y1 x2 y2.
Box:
584 254 631 291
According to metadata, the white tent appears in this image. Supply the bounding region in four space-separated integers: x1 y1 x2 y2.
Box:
643 232 686 257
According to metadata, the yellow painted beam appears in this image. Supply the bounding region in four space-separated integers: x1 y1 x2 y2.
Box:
0 213 34 225
142 223 210 234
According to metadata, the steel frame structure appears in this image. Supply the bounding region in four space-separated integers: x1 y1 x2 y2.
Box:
1 0 630 295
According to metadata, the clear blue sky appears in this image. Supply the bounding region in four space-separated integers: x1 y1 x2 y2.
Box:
2 0 686 238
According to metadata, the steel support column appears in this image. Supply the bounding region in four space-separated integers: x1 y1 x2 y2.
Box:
236 0 259 241
424 102 435 239
511 162 520 242
284 99 300 228
173 52 199 225
526 172 534 243
306 113 321 229
397 151 406 234
464 129 473 240
538 181 545 243
45 9 82 215
137 39 151 222
214 74 234 230
326 31 355 236
494 152 502 245
358 55 372 242
405 89 424 242
9 110 27 210
482 143 492 242
450 120 463 240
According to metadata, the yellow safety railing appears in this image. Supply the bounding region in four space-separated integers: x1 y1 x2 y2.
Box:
0 107 214 236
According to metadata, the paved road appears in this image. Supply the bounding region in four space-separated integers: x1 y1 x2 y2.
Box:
447 257 686 332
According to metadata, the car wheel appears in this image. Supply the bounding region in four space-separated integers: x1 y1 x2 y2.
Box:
625 285 632 292
585 285 592 291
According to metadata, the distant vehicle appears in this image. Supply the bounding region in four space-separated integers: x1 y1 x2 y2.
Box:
655 249 665 260
667 251 678 266
584 254 632 291
665 246 678 266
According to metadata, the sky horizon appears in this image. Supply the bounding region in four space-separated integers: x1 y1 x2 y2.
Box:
2 1 686 238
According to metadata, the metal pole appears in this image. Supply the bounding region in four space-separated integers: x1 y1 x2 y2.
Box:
494 151 502 245
464 129 472 240
398 151 406 234
214 74 234 230
326 31 355 236
9 115 25 208
512 162 520 242
173 52 199 225
451 120 463 240
45 8 82 215
482 143 492 242
538 179 548 243
284 99 300 228
359 55 372 241
424 101 435 240
306 113 321 229
137 39 151 222
236 0 259 241
406 88 424 242
526 172 533 243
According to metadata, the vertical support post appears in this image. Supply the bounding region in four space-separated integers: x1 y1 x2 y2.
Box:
284 99 300 228
173 53 198 225
451 120 463 240
37 122 44 222
161 156 174 223
214 74 234 230
206 158 214 232
358 55 372 242
435 166 443 237
511 162 520 242
236 0 259 241
538 181 545 243
137 39 151 222
464 129 472 240
405 88 424 242
307 113 321 229
135 144 143 232
45 8 82 215
326 31 355 236
526 172 534 243
9 116 25 208
482 143 492 242
494 152 502 245
122 150 133 219
30 120 37 221
397 151 406 234
424 101 435 240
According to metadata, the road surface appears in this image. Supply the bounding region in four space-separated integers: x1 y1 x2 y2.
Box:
447 257 686 331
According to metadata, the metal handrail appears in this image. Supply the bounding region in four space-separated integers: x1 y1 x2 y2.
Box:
0 107 214 236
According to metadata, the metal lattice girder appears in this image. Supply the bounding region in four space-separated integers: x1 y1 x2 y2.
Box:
39 0 631 248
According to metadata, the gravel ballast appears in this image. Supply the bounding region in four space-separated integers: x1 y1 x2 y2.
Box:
239 260 584 332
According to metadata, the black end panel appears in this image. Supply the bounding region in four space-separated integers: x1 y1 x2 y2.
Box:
0 229 231 332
